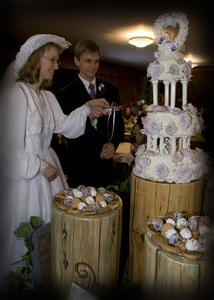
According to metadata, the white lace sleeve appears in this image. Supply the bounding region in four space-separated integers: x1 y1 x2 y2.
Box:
46 91 91 138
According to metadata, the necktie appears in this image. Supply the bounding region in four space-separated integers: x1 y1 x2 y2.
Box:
89 83 96 99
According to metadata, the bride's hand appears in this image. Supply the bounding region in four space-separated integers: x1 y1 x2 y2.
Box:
42 164 59 182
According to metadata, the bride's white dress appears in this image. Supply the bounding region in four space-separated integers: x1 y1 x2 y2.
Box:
0 82 91 283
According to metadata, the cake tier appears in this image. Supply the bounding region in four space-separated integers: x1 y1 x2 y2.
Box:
142 104 204 137
147 50 192 81
133 145 208 183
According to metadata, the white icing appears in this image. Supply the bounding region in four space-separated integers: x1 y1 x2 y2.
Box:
85 196 95 205
165 228 177 239
133 147 207 183
90 188 97 197
176 217 187 229
99 201 107 208
186 238 199 251
77 202 87 211
134 12 208 184
166 218 176 226
180 228 192 239
72 189 83 198
144 110 199 137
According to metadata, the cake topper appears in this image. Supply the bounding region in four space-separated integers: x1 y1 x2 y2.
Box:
153 11 189 51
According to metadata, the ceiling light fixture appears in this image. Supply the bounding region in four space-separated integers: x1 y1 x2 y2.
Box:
129 36 153 48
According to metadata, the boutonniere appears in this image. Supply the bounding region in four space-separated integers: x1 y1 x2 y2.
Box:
98 83 105 94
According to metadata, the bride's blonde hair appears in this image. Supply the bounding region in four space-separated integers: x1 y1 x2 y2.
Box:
17 42 61 90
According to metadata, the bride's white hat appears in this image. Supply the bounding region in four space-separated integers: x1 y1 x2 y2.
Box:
14 34 71 76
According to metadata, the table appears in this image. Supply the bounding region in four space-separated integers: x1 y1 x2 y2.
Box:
113 142 135 166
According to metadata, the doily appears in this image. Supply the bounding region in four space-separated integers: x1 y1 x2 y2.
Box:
153 11 189 51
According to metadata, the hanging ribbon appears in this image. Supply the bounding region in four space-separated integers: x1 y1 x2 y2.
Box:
107 101 116 143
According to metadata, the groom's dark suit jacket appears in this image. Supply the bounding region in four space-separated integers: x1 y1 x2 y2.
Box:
55 77 124 187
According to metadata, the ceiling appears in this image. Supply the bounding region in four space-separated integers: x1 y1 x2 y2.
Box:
1 0 214 71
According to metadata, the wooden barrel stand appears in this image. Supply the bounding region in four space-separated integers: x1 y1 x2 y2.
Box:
51 199 122 296
143 233 213 297
129 172 204 286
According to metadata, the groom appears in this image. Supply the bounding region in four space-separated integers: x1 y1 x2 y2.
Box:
55 39 124 187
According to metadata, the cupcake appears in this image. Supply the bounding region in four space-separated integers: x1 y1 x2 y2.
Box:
85 196 95 205
169 233 182 246
77 202 87 211
187 216 198 231
176 217 187 230
180 228 192 239
161 223 176 237
186 239 199 251
152 219 164 232
72 189 83 198
166 218 176 226
90 188 97 197
172 211 184 221
90 202 100 212
64 196 73 206
99 201 107 208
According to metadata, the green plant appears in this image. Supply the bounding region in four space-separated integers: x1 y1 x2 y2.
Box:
106 176 130 194
6 216 42 295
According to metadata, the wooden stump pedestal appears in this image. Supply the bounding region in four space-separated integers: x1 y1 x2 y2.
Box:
129 172 204 286
143 233 213 297
51 199 122 295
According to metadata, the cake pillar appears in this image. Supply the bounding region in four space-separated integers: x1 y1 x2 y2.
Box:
171 137 176 153
182 137 187 149
147 134 151 150
170 80 176 109
181 80 188 107
159 136 164 153
152 80 158 105
152 136 158 151
179 138 182 150
163 81 170 106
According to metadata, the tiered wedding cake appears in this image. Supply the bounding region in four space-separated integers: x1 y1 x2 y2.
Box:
133 12 208 183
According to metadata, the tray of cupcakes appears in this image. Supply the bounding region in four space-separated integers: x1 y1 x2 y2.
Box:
146 211 214 259
53 185 122 215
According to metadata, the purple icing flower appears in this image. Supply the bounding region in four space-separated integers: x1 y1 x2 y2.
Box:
146 150 156 156
171 107 181 115
147 63 164 78
194 165 204 180
147 104 166 112
169 64 179 75
135 144 146 156
165 121 177 135
182 148 199 163
179 112 191 128
158 36 165 45
171 151 183 163
143 118 162 135
196 147 209 162
176 166 193 182
156 163 169 179
135 155 150 168
195 116 204 133
177 57 185 64
184 103 198 113
171 44 177 51
182 62 192 78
